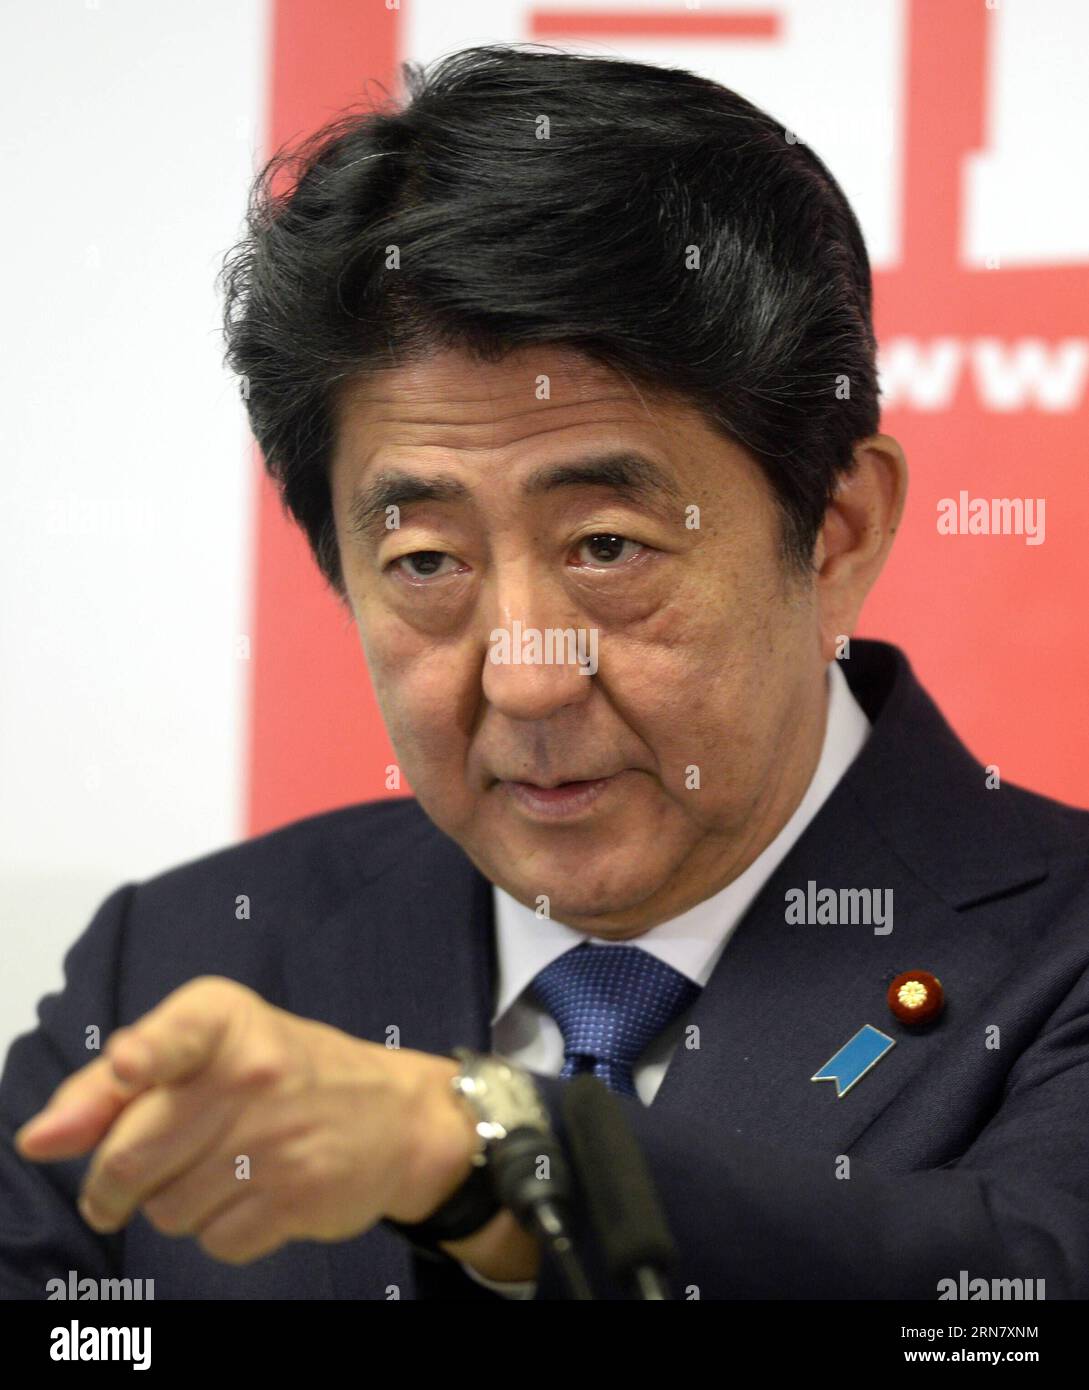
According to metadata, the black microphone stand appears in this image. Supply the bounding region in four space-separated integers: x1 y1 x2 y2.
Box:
561 1074 679 1300
489 1126 595 1300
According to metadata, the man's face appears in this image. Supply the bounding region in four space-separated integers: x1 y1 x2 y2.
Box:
329 345 829 938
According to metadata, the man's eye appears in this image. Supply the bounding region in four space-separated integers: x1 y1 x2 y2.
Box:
573 534 643 566
393 551 458 579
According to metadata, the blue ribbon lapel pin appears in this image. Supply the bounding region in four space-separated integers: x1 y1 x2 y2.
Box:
811 1024 896 1097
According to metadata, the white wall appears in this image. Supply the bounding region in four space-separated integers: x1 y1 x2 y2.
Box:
0 0 269 1050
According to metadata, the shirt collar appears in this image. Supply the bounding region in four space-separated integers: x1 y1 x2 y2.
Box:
490 659 871 1025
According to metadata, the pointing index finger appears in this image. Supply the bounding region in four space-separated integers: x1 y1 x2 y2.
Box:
14 1052 147 1160
13 976 245 1161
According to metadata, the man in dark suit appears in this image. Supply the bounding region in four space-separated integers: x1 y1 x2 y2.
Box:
4 45 1088 1300
5 633 1089 1301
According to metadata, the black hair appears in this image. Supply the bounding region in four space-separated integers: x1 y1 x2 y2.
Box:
221 43 880 596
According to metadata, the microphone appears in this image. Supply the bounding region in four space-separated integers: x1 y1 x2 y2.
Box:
488 1126 595 1300
562 1074 678 1299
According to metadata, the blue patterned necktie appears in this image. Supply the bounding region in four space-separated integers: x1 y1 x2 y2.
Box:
528 941 702 1099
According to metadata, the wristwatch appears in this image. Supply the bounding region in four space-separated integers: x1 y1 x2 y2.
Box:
383 1047 551 1256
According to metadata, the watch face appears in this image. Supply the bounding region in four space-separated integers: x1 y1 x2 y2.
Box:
458 1056 549 1137
491 1063 544 1113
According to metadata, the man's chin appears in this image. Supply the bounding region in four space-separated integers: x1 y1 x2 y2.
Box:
430 781 691 927
532 889 664 933
483 844 682 930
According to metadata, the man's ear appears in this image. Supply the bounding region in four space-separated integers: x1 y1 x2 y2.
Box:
813 434 908 663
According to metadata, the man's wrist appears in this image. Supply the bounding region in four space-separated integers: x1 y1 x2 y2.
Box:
441 1205 542 1282
382 1048 546 1279
386 1052 479 1225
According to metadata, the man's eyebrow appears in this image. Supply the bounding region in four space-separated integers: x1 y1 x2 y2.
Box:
522 451 682 506
346 451 682 540
347 472 471 539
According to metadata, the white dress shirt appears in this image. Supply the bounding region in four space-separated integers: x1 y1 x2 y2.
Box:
461 658 871 1296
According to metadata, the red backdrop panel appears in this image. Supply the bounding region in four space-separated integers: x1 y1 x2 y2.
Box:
245 0 402 836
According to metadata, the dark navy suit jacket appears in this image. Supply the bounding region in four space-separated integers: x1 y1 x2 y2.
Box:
3 639 1089 1300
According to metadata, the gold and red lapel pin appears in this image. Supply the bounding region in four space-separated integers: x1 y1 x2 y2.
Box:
887 969 945 1026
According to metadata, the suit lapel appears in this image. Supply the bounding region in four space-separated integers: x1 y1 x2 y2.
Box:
645 776 1023 1155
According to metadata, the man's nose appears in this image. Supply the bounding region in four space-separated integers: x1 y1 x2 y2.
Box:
479 576 597 721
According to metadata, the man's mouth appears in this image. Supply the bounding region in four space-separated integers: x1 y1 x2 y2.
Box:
508 773 612 790
499 773 620 820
